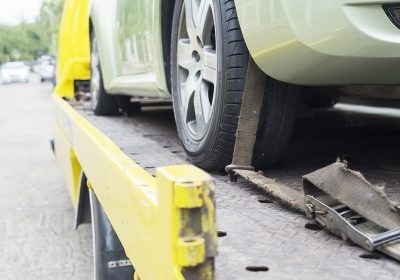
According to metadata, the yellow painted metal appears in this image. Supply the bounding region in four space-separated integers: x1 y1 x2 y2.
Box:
157 166 217 277
54 121 82 208
174 181 205 208
53 95 217 279
177 237 206 267
54 0 90 98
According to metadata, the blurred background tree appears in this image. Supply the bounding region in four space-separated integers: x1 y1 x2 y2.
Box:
0 0 64 64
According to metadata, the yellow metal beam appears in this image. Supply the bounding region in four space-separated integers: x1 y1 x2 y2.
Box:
54 0 91 98
53 95 217 279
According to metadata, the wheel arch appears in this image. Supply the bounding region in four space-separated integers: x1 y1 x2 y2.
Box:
161 0 177 93
88 0 121 92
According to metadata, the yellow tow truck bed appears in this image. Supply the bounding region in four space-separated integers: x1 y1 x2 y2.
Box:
53 0 400 278
53 95 400 279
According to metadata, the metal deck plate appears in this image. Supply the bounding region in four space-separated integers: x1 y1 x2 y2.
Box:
77 104 400 279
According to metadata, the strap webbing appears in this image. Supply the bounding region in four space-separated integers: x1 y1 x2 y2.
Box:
303 161 400 230
231 57 265 166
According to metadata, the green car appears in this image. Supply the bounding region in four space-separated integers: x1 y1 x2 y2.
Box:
89 0 400 170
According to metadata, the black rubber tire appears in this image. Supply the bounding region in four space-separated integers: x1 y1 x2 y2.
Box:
171 0 249 170
90 32 130 116
252 78 300 168
89 190 134 280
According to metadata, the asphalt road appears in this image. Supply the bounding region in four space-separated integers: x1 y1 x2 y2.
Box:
0 75 92 279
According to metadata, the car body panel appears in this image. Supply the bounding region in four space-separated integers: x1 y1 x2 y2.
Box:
70 0 400 98
90 0 169 98
234 0 400 85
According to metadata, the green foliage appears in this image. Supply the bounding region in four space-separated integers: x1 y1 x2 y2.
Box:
0 0 64 64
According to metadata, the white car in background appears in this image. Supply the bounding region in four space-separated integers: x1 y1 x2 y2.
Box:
0 61 30 84
38 60 56 84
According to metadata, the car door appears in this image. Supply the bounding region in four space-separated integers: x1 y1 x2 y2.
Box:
117 0 150 76
111 0 169 97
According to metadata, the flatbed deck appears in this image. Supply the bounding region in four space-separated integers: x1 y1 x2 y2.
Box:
70 100 400 279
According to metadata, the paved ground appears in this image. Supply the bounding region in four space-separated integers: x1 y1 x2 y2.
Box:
0 75 92 279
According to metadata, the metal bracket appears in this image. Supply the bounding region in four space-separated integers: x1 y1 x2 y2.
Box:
305 195 400 251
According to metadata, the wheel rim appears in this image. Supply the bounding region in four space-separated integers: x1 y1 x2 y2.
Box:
90 38 100 111
177 0 218 141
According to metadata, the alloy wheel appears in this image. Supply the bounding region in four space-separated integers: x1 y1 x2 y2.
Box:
177 0 218 141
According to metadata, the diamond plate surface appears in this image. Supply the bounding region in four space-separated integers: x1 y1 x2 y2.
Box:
78 105 400 279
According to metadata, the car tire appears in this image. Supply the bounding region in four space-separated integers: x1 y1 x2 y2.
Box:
171 0 249 170
89 189 134 280
252 78 300 168
90 32 131 116
171 0 299 170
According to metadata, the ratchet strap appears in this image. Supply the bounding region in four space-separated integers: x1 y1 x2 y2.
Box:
225 56 304 211
227 59 400 257
225 56 265 176
304 161 400 257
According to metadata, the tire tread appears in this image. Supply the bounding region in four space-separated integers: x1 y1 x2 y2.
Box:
196 0 248 170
